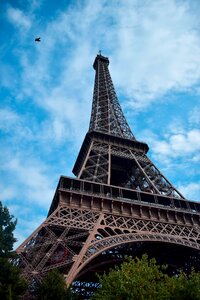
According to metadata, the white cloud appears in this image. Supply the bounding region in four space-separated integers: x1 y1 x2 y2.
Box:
7 6 32 31
178 182 200 201
0 183 16 202
140 124 200 187
148 129 200 158
0 108 19 130
107 0 200 108
189 106 200 125
1 156 55 207
29 0 42 12
138 129 199 204
0 108 35 143
0 64 17 89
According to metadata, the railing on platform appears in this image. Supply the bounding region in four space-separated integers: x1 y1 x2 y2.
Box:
59 176 200 214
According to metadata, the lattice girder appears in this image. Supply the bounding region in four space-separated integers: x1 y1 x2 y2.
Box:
78 140 109 183
75 134 184 198
62 206 200 285
89 55 135 140
16 206 100 283
16 182 200 300
17 200 200 287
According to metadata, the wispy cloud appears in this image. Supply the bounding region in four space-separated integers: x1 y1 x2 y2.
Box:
152 129 200 157
178 182 200 202
0 108 19 130
6 6 32 31
111 0 200 108
189 106 200 125
0 154 55 207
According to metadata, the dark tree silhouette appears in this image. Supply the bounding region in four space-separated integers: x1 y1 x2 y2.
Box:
36 269 77 300
0 201 27 300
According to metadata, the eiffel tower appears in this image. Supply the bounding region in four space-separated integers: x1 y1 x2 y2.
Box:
17 54 200 298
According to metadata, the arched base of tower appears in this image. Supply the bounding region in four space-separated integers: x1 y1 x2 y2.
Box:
72 241 200 299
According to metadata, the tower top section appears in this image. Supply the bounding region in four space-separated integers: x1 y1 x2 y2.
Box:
93 54 109 70
89 53 135 140
73 54 185 199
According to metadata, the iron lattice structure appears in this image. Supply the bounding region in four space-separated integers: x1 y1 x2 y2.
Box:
16 54 200 299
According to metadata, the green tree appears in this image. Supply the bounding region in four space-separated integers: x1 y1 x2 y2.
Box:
36 269 77 300
92 255 171 300
92 254 200 300
0 201 27 300
169 270 200 300
0 201 16 258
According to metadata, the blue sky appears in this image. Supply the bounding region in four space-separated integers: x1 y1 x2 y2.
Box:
0 0 200 247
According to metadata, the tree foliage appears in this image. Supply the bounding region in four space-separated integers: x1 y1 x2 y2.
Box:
92 254 200 300
36 269 77 300
0 201 17 258
0 257 27 300
169 270 200 300
0 201 27 300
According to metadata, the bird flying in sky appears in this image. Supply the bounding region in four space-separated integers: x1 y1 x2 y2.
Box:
35 37 41 42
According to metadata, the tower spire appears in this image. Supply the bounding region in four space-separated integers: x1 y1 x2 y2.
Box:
89 54 135 140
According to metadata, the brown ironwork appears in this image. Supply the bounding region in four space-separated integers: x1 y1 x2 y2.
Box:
16 54 200 298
